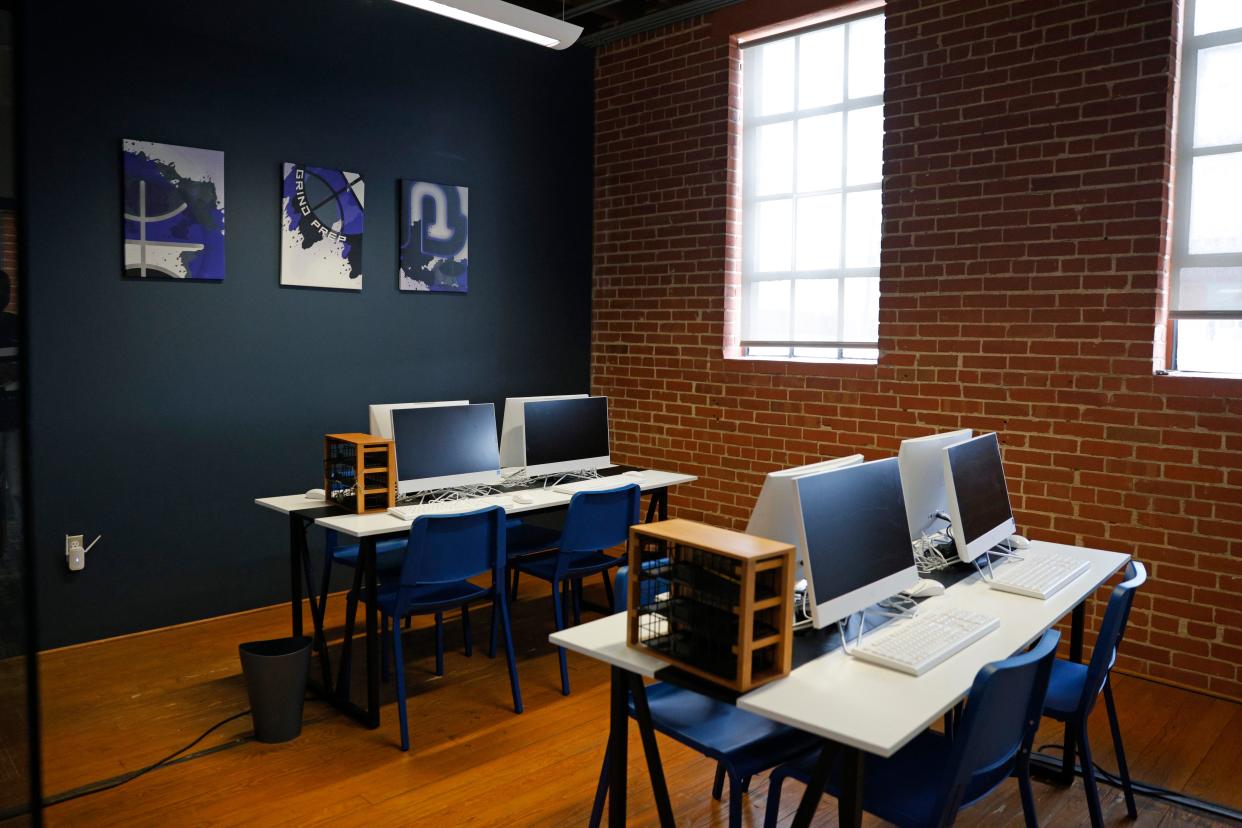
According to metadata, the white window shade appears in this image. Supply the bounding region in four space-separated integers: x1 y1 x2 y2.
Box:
740 11 884 360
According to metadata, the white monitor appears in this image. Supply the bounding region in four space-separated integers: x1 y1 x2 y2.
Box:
746 455 864 584
391 403 502 494
793 457 920 628
519 396 610 477
498 393 588 468
942 432 1017 563
369 400 469 440
897 428 974 540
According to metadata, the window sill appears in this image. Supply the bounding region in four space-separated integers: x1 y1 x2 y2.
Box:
723 354 880 378
1157 370 1242 381
1152 370 1242 395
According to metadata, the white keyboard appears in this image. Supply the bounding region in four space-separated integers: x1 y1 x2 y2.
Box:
852 608 999 676
550 473 645 495
387 496 513 521
985 552 1089 599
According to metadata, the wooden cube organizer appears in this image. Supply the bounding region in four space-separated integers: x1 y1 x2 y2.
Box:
323 433 396 514
627 518 796 693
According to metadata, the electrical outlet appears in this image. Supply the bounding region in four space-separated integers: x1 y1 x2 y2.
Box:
66 534 86 571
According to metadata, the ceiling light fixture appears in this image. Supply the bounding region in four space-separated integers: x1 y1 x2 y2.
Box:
392 0 582 49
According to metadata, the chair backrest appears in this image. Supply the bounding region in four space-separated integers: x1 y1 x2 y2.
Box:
1079 560 1146 713
558 484 641 557
398 505 506 590
936 628 1061 821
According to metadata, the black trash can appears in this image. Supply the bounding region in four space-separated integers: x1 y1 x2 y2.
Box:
238 636 311 743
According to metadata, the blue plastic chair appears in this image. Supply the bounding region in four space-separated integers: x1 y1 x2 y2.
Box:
511 483 640 695
1042 561 1146 826
764 628 1061 828
366 505 522 750
594 567 822 828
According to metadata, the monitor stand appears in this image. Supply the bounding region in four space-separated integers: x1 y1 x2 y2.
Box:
540 468 602 487
974 545 1025 582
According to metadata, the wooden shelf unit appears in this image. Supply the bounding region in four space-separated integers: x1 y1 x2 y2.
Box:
626 518 795 693
323 433 396 514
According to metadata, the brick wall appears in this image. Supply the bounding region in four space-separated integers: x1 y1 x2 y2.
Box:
592 0 1242 699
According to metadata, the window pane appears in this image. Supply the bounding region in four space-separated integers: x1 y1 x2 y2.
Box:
794 278 840 342
1176 266 1242 311
758 38 795 116
751 279 792 340
1194 42 1242 149
842 276 880 343
797 26 844 109
793 346 838 358
844 189 882 267
797 113 842 192
847 15 884 99
845 105 883 186
796 194 842 270
1175 318 1242 372
1195 0 1242 35
1188 152 1242 254
748 346 789 357
756 199 794 272
841 347 880 360
755 121 794 196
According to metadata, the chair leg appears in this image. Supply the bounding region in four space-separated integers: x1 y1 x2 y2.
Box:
1078 720 1104 828
488 594 498 659
572 577 583 625
499 593 523 714
393 616 410 751
510 568 521 602
1017 751 1038 828
728 772 743 828
381 612 391 682
740 775 751 793
462 604 473 657
561 579 572 627
551 578 570 695
1103 679 1138 819
404 615 411 630
763 768 786 828
712 761 726 801
602 570 615 612
589 751 609 828
434 612 445 676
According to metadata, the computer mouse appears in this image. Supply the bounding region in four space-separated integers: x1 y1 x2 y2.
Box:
1008 534 1031 549
513 493 535 505
305 488 325 500
622 470 644 478
903 578 945 598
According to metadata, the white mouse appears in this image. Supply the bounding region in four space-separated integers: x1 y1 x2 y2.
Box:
1007 534 1031 550
903 578 946 598
305 488 325 500
513 493 535 505
622 470 644 478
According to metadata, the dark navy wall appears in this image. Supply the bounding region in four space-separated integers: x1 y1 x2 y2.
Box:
22 0 593 647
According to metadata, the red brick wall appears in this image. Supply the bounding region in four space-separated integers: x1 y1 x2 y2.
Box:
593 0 1242 699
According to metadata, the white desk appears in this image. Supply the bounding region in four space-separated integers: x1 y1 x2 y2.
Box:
551 540 1131 827
254 466 697 728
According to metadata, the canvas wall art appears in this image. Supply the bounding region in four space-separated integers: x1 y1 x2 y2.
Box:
123 140 225 281
399 180 469 293
280 163 364 290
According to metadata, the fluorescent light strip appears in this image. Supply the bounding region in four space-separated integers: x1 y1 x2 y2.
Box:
394 0 581 49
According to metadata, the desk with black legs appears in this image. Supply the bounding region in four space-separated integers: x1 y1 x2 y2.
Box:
551 541 1130 827
254 466 696 729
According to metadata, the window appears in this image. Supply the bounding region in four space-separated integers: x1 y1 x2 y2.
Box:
739 12 884 361
1171 0 1242 374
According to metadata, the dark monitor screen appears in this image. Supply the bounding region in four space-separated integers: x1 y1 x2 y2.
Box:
391 403 500 481
523 397 610 466
797 458 913 604
946 433 1014 544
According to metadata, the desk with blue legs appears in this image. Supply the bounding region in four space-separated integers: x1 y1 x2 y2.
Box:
255 467 697 728
551 541 1130 827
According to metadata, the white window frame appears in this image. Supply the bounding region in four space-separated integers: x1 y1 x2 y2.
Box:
1170 0 1242 369
739 10 884 361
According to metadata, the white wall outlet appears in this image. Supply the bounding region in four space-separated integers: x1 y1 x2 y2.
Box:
66 534 86 571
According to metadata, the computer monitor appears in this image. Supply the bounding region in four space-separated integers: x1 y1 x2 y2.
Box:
521 396 610 477
746 455 864 583
897 429 974 540
942 432 1016 563
368 400 469 440
793 457 919 628
391 403 502 494
498 393 589 468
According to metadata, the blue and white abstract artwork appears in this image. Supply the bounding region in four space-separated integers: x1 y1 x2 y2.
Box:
281 163 365 290
123 140 225 281
399 180 469 293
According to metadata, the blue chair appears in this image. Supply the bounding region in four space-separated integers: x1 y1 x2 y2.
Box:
1042 561 1146 826
367 505 522 750
511 484 639 695
593 567 823 828
764 628 1061 828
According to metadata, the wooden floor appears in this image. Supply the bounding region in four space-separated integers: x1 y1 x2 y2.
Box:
23 577 1242 827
